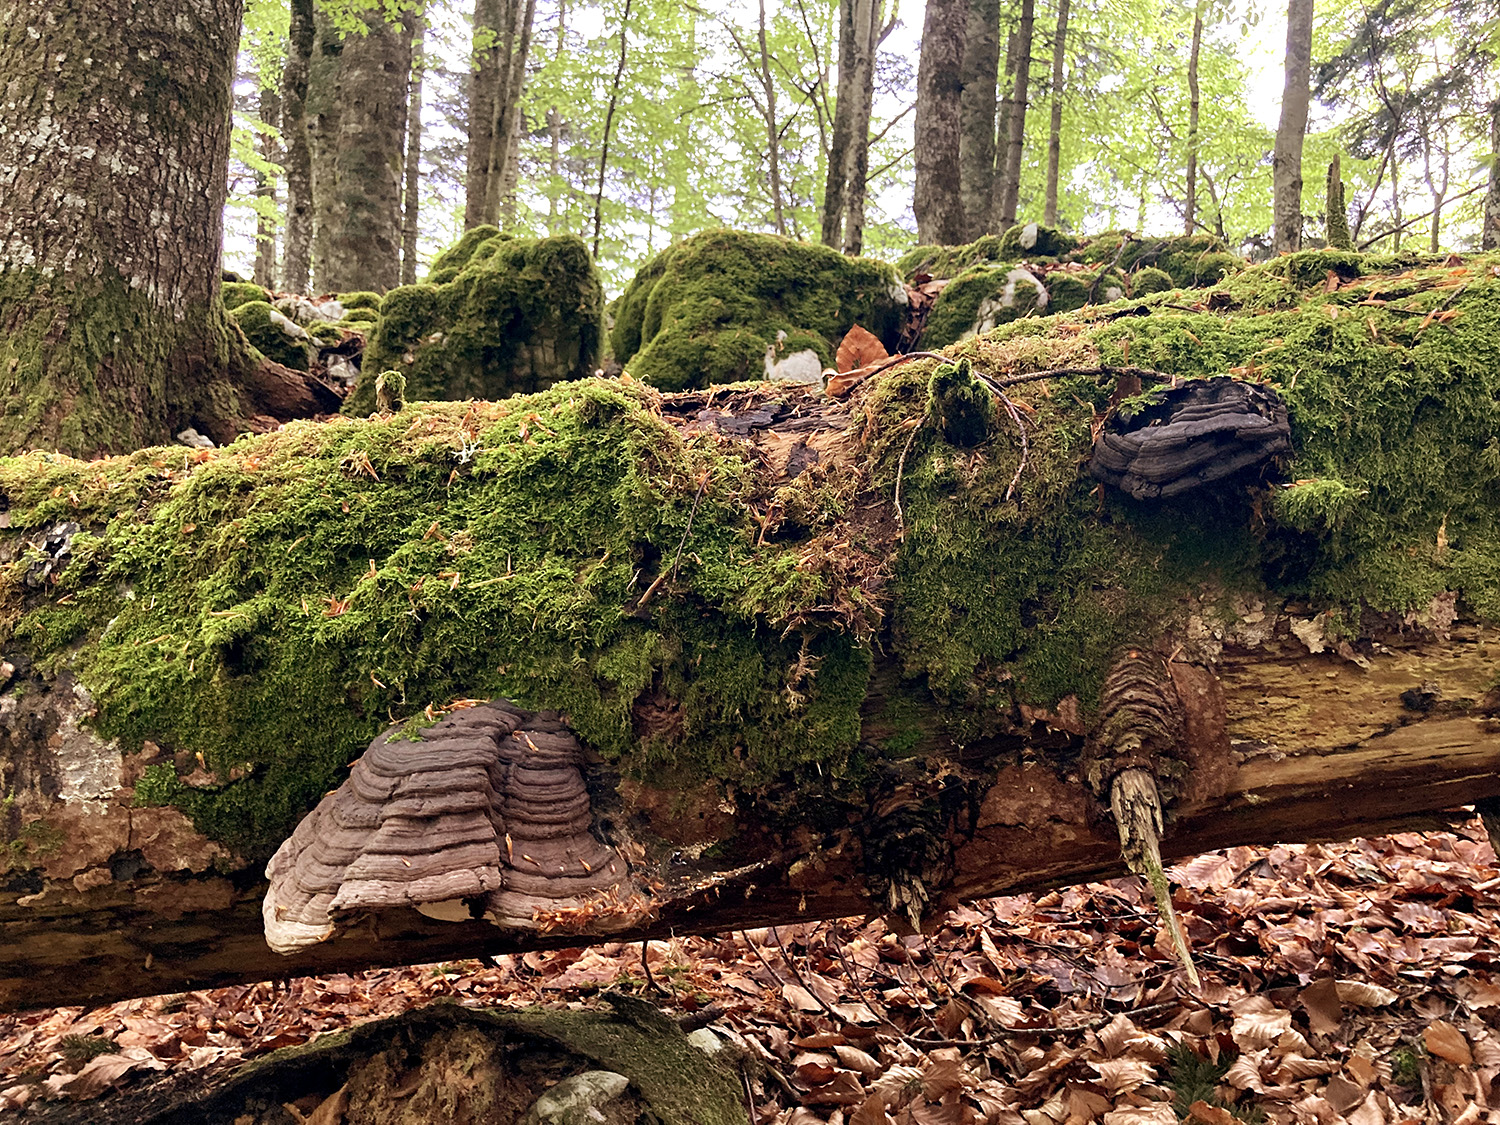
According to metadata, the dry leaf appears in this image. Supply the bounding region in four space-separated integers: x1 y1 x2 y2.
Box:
836 325 889 373
1230 1008 1292 1050
1299 977 1343 1035
1335 981 1397 1007
1424 1020 1473 1065
1187 1100 1237 1125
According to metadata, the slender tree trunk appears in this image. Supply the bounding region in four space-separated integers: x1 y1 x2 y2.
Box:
959 0 1000 239
1184 2 1203 237
280 0 315 294
1272 0 1312 254
1485 99 1500 251
840 6 878 257
254 85 281 290
757 0 788 236
465 0 505 230
308 8 343 289
546 0 568 234
1390 146 1402 251
1042 0 1070 227
913 0 967 244
592 0 635 258
400 10 426 287
487 0 537 227
0 0 259 454
996 0 1035 228
820 0 859 247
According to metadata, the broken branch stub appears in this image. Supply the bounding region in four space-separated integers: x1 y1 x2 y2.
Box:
262 701 635 954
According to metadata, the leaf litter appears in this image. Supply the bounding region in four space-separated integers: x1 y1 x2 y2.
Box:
7 822 1500 1123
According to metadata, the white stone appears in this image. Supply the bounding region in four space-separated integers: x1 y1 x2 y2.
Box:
520 1070 630 1125
765 347 824 385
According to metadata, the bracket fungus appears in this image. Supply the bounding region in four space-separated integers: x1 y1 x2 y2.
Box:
1089 377 1291 500
263 701 634 954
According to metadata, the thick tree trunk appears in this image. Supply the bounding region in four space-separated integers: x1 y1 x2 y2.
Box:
309 6 414 293
1272 0 1312 254
280 0 315 295
1487 99 1500 251
254 86 281 290
959 0 1001 240
0 0 258 455
1042 0 1070 227
821 0 880 253
401 9 426 288
913 0 968 244
1184 3 1203 237
488 0 538 228
996 0 1035 228
466 0 536 231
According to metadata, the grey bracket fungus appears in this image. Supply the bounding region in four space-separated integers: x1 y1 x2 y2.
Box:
263 700 634 954
1089 377 1291 500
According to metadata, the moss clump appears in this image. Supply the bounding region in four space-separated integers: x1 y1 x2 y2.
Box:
339 307 380 326
306 321 343 346
425 224 514 285
1046 272 1091 312
925 359 994 446
611 230 908 392
997 222 1081 260
230 300 314 371
1131 266 1175 295
337 291 383 312
222 282 271 311
1326 159 1354 250
922 265 1050 348
349 233 604 413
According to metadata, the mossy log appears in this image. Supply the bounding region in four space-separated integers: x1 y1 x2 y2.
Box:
1 251 1499 1012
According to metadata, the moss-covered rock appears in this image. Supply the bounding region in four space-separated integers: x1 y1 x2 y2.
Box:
222 282 271 311
425 224 515 285
339 307 380 326
305 321 344 346
1131 267 1176 296
230 300 314 371
349 232 604 413
337 290 383 312
997 222 1082 260
611 230 908 392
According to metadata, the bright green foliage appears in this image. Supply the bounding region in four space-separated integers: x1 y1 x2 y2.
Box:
349 232 604 413
222 282 272 311
610 230 907 392
230 301 314 372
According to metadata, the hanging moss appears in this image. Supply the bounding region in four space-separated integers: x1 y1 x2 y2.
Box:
611 230 908 392
222 282 271 311
348 233 604 414
230 300 314 372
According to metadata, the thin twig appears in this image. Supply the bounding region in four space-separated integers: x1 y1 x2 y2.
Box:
892 419 923 533
670 475 708 580
739 930 786 989
766 926 851 1027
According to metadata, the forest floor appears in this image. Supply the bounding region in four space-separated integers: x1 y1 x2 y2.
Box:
4 821 1500 1124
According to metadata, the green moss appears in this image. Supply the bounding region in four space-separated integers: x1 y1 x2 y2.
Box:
1046 272 1091 312
305 321 343 346
339 307 380 326
922 264 1050 348
613 230 908 392
337 291 383 312
222 282 271 311
1131 267 1175 296
350 233 604 413
230 301 314 372
997 223 1081 259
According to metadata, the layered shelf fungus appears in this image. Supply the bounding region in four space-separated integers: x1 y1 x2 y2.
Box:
262 701 638 955
1090 377 1291 500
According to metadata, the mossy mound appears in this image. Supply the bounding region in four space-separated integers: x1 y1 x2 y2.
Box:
426 224 515 286
306 321 344 346
922 264 1127 348
1131 267 1176 296
337 291 383 312
349 233 604 414
611 230 908 392
997 222 1082 260
340 307 380 326
221 282 271 311
230 300 314 371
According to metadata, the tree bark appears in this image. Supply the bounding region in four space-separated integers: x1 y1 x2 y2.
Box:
757 0 788 237
466 0 536 231
309 6 414 294
820 0 858 247
821 0 880 253
401 9 426 288
958 0 1000 240
592 0 634 257
488 0 538 228
1042 0 1070 227
254 86 281 291
1184 2 1203 237
1486 98 1500 251
0 0 258 455
280 0 315 295
1272 0 1313 254
996 0 1035 228
913 0 968 245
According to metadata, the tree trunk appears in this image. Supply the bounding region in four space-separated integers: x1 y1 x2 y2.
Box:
1184 2 1203 237
840 0 881 255
0 0 259 455
1272 0 1312 254
913 0 967 245
467 0 537 231
2 252 1498 1011
757 0 788 237
820 0 858 248
591 0 634 257
280 0 315 295
546 0 569 235
996 0 1035 228
308 6 413 294
959 0 1000 240
1042 0 1070 227
401 9 426 288
488 0 537 228
1486 98 1500 251
254 86 281 290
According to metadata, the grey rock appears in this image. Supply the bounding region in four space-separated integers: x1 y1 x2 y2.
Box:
520 1070 630 1125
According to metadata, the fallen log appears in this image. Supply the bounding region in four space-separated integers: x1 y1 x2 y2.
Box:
2 249 1498 1012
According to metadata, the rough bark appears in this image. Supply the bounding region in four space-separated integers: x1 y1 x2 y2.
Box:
400 9 426 288
280 0 315 295
996 0 1035 228
1042 0 1070 227
592 0 633 257
820 0 858 247
757 0 788 237
958 0 1001 240
465 0 536 231
254 86 281 290
0 0 258 455
821 0 880 253
1272 0 1312 253
488 0 537 228
913 0 968 245
309 6 414 293
1184 3 1203 237
1487 99 1500 251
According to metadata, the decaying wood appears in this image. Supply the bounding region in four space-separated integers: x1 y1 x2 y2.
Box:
1 377 1497 1014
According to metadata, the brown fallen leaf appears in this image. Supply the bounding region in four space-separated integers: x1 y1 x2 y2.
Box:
1187 1100 1237 1125
1424 1020 1473 1065
836 325 888 373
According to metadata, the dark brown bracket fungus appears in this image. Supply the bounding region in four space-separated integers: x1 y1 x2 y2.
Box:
1089 377 1291 500
263 701 636 954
